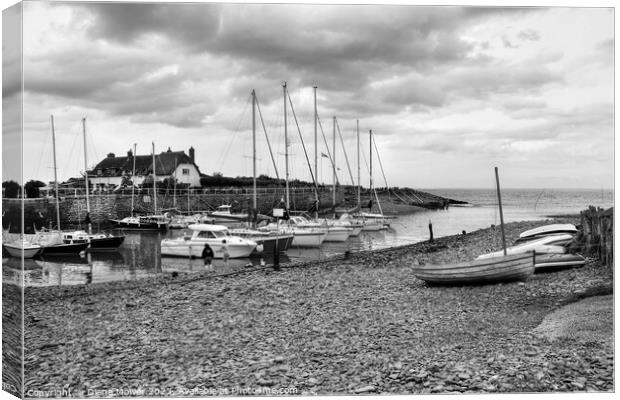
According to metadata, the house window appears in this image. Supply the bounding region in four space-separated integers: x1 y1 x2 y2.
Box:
182 168 190 175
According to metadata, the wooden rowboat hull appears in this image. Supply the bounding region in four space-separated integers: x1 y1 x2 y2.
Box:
412 253 535 285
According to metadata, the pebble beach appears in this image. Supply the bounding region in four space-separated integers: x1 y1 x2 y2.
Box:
18 217 614 396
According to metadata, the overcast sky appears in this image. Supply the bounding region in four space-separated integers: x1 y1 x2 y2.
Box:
2 1 614 189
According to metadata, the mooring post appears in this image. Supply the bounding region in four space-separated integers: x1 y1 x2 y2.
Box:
429 219 434 242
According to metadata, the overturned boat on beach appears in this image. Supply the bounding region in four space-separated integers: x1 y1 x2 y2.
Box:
412 250 535 285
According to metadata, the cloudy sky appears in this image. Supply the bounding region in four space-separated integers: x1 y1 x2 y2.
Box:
2 1 614 189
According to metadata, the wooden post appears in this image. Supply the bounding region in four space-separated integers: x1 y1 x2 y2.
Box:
494 167 507 256
428 219 434 242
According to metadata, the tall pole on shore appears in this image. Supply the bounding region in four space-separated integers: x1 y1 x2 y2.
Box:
283 82 289 210
357 120 360 210
252 89 257 227
51 115 61 231
313 85 318 219
494 166 507 256
131 143 136 216
369 129 373 210
152 142 157 214
81 117 91 234
332 115 336 207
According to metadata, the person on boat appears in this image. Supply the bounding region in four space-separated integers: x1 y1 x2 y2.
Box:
221 240 230 266
202 244 214 268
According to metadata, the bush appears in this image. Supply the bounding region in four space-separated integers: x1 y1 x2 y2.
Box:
2 180 20 198
24 180 46 198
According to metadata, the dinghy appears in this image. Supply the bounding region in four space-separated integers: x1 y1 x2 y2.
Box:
413 168 534 286
476 233 574 260
534 253 586 272
412 253 535 285
518 223 577 241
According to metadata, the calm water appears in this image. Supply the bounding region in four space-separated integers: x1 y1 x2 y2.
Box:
4 188 613 287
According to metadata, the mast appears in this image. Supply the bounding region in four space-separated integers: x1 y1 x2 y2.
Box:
173 158 177 208
357 120 360 210
252 89 257 220
131 143 137 216
313 85 318 219
50 115 61 231
152 142 157 214
494 167 507 255
82 117 91 234
283 82 289 210
332 116 336 207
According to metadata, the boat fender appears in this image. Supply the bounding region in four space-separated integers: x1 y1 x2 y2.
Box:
256 244 264 253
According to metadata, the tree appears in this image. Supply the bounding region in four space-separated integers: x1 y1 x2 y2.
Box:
24 180 46 198
2 180 20 198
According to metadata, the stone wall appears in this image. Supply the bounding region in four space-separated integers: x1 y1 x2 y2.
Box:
3 187 346 229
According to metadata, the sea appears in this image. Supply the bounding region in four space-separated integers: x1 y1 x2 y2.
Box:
5 188 613 287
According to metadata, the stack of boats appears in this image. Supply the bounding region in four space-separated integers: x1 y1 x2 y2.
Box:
412 222 585 286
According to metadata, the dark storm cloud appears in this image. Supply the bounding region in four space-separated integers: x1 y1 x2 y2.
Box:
26 3 552 128
82 2 222 49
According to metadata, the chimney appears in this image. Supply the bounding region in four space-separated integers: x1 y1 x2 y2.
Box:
127 149 133 157
189 146 195 162
107 152 115 158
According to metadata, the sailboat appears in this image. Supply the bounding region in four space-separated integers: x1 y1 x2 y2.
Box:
260 82 326 247
109 143 169 230
3 239 41 259
34 115 90 256
353 129 384 231
227 89 294 254
412 167 535 285
62 117 125 249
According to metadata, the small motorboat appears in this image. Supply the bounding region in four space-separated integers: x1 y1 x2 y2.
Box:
412 253 535 285
160 224 258 259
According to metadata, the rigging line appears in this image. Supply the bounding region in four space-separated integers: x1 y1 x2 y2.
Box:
32 123 51 183
335 118 355 187
255 94 280 181
61 122 81 183
286 91 320 196
316 114 340 184
372 134 389 189
217 94 251 173
533 189 545 211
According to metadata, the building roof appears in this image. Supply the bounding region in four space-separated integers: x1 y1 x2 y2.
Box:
88 148 200 177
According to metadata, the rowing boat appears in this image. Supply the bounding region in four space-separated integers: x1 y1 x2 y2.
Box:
412 253 535 285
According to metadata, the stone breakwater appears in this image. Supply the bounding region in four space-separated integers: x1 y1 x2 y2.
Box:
20 218 613 395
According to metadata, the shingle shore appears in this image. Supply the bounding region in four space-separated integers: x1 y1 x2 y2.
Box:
19 218 613 396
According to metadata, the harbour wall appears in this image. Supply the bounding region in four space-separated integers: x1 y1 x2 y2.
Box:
2 186 451 232
2 187 344 232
